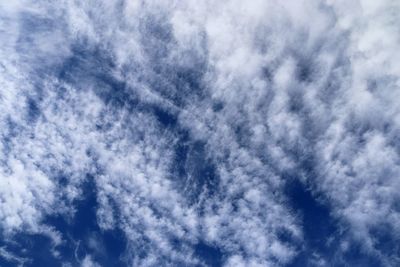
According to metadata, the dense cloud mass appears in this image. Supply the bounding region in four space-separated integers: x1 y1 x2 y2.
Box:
0 0 400 266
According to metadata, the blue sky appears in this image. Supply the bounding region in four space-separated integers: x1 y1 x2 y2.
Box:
1 0 400 266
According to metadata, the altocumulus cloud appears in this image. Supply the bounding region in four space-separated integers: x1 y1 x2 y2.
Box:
0 0 400 266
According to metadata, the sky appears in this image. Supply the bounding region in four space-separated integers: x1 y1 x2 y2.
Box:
0 0 400 266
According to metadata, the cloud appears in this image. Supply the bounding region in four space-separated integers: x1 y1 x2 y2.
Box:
81 255 100 267
0 246 30 267
0 0 399 266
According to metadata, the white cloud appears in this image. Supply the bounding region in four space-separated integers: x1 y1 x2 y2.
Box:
81 255 100 267
0 0 399 266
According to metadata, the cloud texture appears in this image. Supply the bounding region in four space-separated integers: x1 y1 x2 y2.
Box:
0 0 400 266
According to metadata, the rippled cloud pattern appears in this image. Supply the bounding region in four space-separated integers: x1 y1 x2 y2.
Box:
1 1 400 266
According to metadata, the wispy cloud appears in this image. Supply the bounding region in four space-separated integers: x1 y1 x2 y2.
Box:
0 0 399 266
